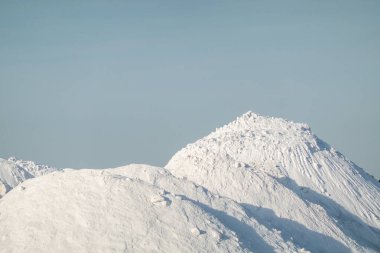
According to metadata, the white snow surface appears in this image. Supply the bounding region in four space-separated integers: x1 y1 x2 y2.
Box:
1 112 379 252
166 112 380 252
0 157 57 197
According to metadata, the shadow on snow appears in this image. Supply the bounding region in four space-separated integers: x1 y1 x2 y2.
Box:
275 176 380 252
179 195 276 253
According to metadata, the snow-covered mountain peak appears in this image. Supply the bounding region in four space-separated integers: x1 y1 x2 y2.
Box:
211 111 313 146
167 112 380 242
0 158 33 197
176 112 330 176
237 110 261 121
7 157 57 177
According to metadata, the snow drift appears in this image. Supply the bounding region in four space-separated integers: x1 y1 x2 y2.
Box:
0 112 379 252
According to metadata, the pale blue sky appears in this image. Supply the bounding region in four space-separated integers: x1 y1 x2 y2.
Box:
0 1 379 178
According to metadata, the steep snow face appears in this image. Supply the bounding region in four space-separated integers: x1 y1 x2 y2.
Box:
166 111 380 252
0 158 57 197
0 165 305 253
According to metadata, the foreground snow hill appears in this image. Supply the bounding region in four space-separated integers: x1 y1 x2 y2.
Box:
0 112 379 252
0 165 301 253
0 157 57 197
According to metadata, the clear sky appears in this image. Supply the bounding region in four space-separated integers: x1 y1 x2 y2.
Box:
0 1 379 178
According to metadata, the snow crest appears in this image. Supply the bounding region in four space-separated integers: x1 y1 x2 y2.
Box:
1 112 379 252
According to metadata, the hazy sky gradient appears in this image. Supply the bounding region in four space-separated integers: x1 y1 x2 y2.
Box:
1 1 379 178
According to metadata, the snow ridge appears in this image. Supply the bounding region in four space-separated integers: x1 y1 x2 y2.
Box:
1 112 379 252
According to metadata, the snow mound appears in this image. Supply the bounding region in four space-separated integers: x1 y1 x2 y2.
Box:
0 157 58 197
166 111 380 252
0 165 302 253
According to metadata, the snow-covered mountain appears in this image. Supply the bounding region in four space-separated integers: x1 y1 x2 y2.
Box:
0 157 57 197
0 112 379 252
167 111 380 252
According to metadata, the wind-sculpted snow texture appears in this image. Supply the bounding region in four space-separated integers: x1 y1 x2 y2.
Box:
0 157 57 197
1 112 379 252
167 112 380 252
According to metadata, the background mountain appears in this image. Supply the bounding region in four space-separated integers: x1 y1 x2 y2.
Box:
0 157 57 197
0 112 379 252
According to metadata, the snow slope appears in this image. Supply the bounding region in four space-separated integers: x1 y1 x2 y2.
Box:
1 112 379 252
0 157 57 197
0 165 302 253
166 111 380 252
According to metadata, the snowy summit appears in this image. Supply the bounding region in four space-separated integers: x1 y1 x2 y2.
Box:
0 112 379 253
